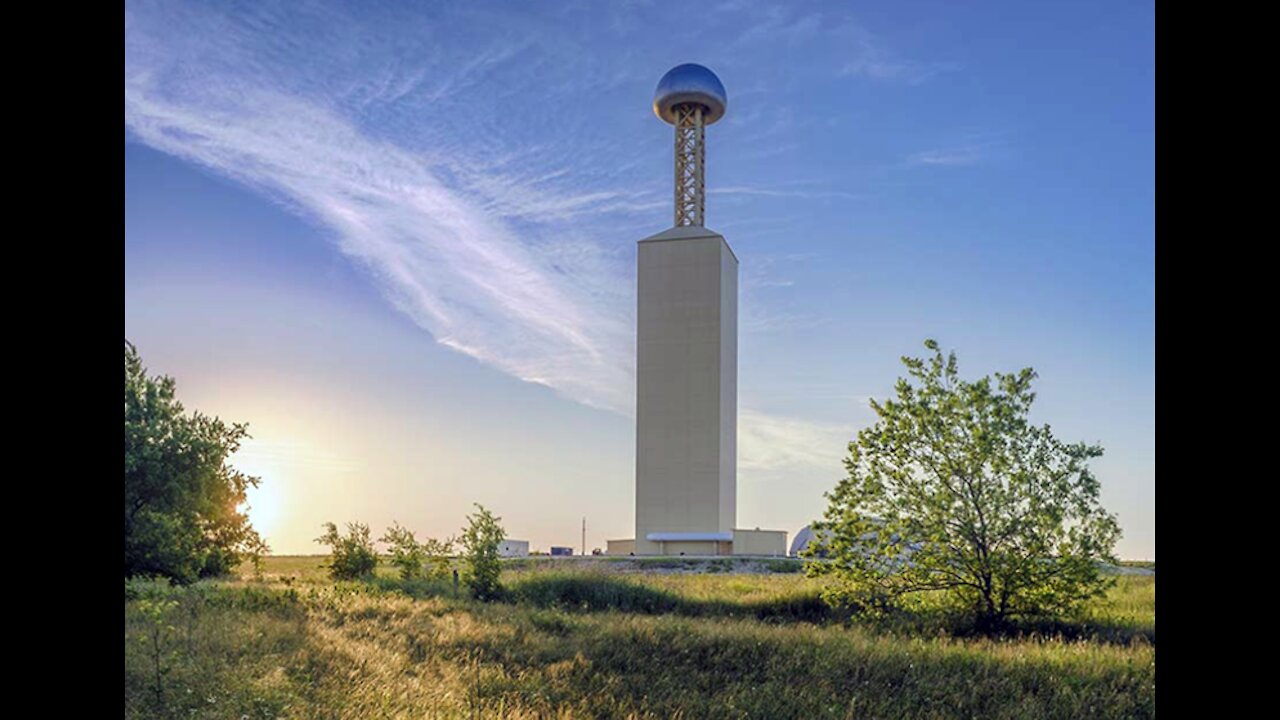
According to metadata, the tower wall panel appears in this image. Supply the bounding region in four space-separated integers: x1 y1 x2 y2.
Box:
635 227 737 554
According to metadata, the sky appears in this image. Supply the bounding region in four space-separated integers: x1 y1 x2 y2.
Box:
124 0 1155 559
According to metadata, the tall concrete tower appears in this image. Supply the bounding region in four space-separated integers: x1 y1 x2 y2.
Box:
633 64 736 556
607 64 786 558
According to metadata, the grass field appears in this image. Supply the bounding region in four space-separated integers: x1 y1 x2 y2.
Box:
124 556 1154 719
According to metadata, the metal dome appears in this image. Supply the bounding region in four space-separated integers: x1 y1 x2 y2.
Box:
790 525 833 557
653 63 727 125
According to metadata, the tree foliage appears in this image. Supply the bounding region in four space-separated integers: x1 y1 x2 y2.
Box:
316 522 378 580
422 536 456 580
459 504 505 600
379 522 455 581
124 340 265 583
806 340 1121 628
380 522 426 580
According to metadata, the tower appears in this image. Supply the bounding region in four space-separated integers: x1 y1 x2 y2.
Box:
634 64 737 556
606 64 787 558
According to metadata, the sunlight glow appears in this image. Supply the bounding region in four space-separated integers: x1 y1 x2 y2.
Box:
243 474 283 542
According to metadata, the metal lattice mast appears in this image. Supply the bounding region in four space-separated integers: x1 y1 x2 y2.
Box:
673 104 706 227
653 64 725 228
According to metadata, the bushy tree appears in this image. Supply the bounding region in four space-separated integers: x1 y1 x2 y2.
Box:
316 522 378 580
459 504 505 600
806 340 1121 629
245 533 270 580
422 536 456 580
379 522 455 581
125 340 266 583
380 522 426 580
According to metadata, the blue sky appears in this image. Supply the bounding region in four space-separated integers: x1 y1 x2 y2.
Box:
124 0 1154 558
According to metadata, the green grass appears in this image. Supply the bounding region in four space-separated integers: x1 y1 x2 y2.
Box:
125 556 1154 719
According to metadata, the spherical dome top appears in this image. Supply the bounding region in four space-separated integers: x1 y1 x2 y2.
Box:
653 63 727 125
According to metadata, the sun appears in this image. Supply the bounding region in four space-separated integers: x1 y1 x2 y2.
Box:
242 475 283 541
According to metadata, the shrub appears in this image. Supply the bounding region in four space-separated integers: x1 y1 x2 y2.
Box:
459 504 505 600
316 522 378 580
422 536 456 580
763 559 802 574
380 522 427 579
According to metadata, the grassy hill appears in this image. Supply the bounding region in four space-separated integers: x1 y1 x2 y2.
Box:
125 556 1154 719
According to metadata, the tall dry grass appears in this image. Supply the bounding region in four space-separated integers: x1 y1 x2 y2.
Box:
125 557 1154 719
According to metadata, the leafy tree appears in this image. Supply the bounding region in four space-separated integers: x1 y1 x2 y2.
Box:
806 340 1121 629
125 340 266 583
245 533 270 581
316 522 378 580
459 504 505 600
379 522 455 581
380 522 427 580
422 536 456 580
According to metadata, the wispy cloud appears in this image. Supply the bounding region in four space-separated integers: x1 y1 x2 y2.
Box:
726 5 825 50
739 409 851 472
714 4 955 87
126 4 641 414
836 26 959 85
907 146 983 166
906 132 1009 167
712 186 864 200
840 55 959 86
125 1 858 473
234 438 363 474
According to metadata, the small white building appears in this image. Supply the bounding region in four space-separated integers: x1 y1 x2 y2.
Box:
498 539 529 558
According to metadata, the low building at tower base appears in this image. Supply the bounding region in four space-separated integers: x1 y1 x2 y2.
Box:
606 528 786 557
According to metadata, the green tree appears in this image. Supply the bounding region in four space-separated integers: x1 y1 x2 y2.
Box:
459 504 505 600
124 340 265 583
806 340 1121 629
316 522 378 580
379 522 455 581
422 536 456 580
380 522 427 580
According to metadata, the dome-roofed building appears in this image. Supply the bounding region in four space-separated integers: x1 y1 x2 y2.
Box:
789 525 834 557
790 520 925 563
